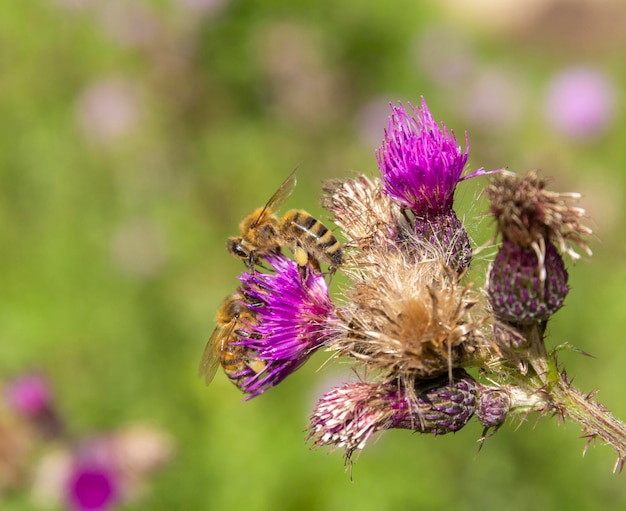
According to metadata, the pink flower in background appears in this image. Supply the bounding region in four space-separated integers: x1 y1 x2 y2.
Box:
413 25 475 86
5 373 51 417
76 78 141 144
356 98 397 149
462 68 527 130
544 67 617 140
32 426 174 510
95 2 160 48
175 0 228 15
67 459 119 511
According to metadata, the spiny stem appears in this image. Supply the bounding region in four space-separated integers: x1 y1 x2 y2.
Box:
550 371 626 473
521 323 626 472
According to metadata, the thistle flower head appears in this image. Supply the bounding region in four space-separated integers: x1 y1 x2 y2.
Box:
488 239 569 324
237 254 338 398
308 370 477 461
335 256 485 380
486 170 592 260
376 98 487 215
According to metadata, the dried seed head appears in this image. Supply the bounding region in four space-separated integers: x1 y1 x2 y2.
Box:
307 370 477 461
334 256 484 380
321 175 400 265
476 387 511 429
486 170 592 261
488 239 569 324
322 174 473 272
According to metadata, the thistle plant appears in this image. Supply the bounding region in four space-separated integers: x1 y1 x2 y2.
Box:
208 97 626 471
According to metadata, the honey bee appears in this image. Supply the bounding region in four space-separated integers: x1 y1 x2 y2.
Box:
199 292 266 390
226 168 343 273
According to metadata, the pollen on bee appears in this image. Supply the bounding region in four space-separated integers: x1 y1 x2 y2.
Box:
293 245 309 267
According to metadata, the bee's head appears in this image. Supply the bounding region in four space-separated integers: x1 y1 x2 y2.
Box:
227 237 249 260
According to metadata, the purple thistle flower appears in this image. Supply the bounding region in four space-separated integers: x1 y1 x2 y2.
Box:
376 99 495 271
376 98 487 215
66 460 118 511
237 254 338 398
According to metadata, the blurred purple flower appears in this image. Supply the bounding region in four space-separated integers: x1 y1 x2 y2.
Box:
462 68 527 130
76 78 141 144
413 25 475 86
95 2 160 48
5 373 51 417
67 460 118 511
356 98 398 149
544 67 617 140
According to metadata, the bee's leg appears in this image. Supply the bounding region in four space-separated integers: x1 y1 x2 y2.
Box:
308 256 321 274
247 358 267 374
327 264 338 284
246 254 257 273
293 244 309 268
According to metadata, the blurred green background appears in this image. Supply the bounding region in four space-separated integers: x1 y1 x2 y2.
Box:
2 0 626 509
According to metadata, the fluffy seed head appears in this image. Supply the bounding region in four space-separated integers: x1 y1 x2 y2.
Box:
486 170 592 260
334 256 484 380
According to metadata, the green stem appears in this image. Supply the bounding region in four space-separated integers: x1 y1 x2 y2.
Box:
550 371 626 472
521 323 626 472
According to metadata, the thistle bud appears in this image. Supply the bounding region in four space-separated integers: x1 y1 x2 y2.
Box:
488 239 569 324
400 370 478 434
476 387 511 429
308 370 477 460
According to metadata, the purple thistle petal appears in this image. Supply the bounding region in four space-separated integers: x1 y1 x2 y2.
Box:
377 98 491 214
237 254 337 398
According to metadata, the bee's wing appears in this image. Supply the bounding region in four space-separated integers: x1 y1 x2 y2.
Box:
250 166 299 228
199 327 222 385
199 320 235 385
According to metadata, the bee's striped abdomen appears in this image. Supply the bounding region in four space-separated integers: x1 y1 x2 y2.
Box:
281 209 343 267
